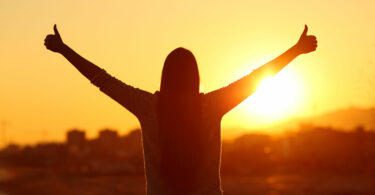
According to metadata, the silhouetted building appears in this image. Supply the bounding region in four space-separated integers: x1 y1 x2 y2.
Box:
98 129 118 144
66 129 86 154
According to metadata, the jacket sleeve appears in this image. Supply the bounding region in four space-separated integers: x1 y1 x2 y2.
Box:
90 68 154 118
204 67 264 117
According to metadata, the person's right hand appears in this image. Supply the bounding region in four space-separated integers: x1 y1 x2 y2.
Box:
295 25 317 54
44 24 64 53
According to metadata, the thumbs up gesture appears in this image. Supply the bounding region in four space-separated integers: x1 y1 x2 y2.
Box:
295 25 317 54
44 24 65 53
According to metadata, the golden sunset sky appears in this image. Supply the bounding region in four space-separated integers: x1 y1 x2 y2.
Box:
1 0 374 145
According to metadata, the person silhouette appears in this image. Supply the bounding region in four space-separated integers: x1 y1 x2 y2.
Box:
44 24 317 195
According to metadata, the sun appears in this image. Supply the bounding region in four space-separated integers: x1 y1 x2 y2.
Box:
242 69 303 125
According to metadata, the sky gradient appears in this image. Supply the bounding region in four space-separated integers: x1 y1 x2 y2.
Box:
1 0 375 145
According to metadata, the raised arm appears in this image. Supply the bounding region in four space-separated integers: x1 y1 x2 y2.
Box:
44 25 153 118
254 25 317 76
44 24 102 80
206 25 317 116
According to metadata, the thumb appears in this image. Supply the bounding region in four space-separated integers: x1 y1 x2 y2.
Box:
301 25 308 37
54 24 61 38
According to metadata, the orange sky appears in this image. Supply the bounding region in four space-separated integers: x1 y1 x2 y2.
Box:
1 0 375 146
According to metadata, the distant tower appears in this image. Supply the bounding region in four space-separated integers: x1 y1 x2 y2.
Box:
98 129 118 144
95 129 119 153
66 129 86 152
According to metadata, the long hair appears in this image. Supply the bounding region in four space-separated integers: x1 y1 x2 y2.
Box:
157 47 204 193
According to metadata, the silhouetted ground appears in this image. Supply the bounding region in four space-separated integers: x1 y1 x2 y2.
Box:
2 126 375 194
1 167 374 195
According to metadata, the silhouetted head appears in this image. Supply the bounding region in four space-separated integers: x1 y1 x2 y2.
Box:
160 47 200 95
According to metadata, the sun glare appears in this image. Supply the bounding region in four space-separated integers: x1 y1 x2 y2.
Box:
242 69 303 124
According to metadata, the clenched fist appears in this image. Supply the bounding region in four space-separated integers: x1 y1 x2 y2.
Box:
44 24 65 53
295 25 317 54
